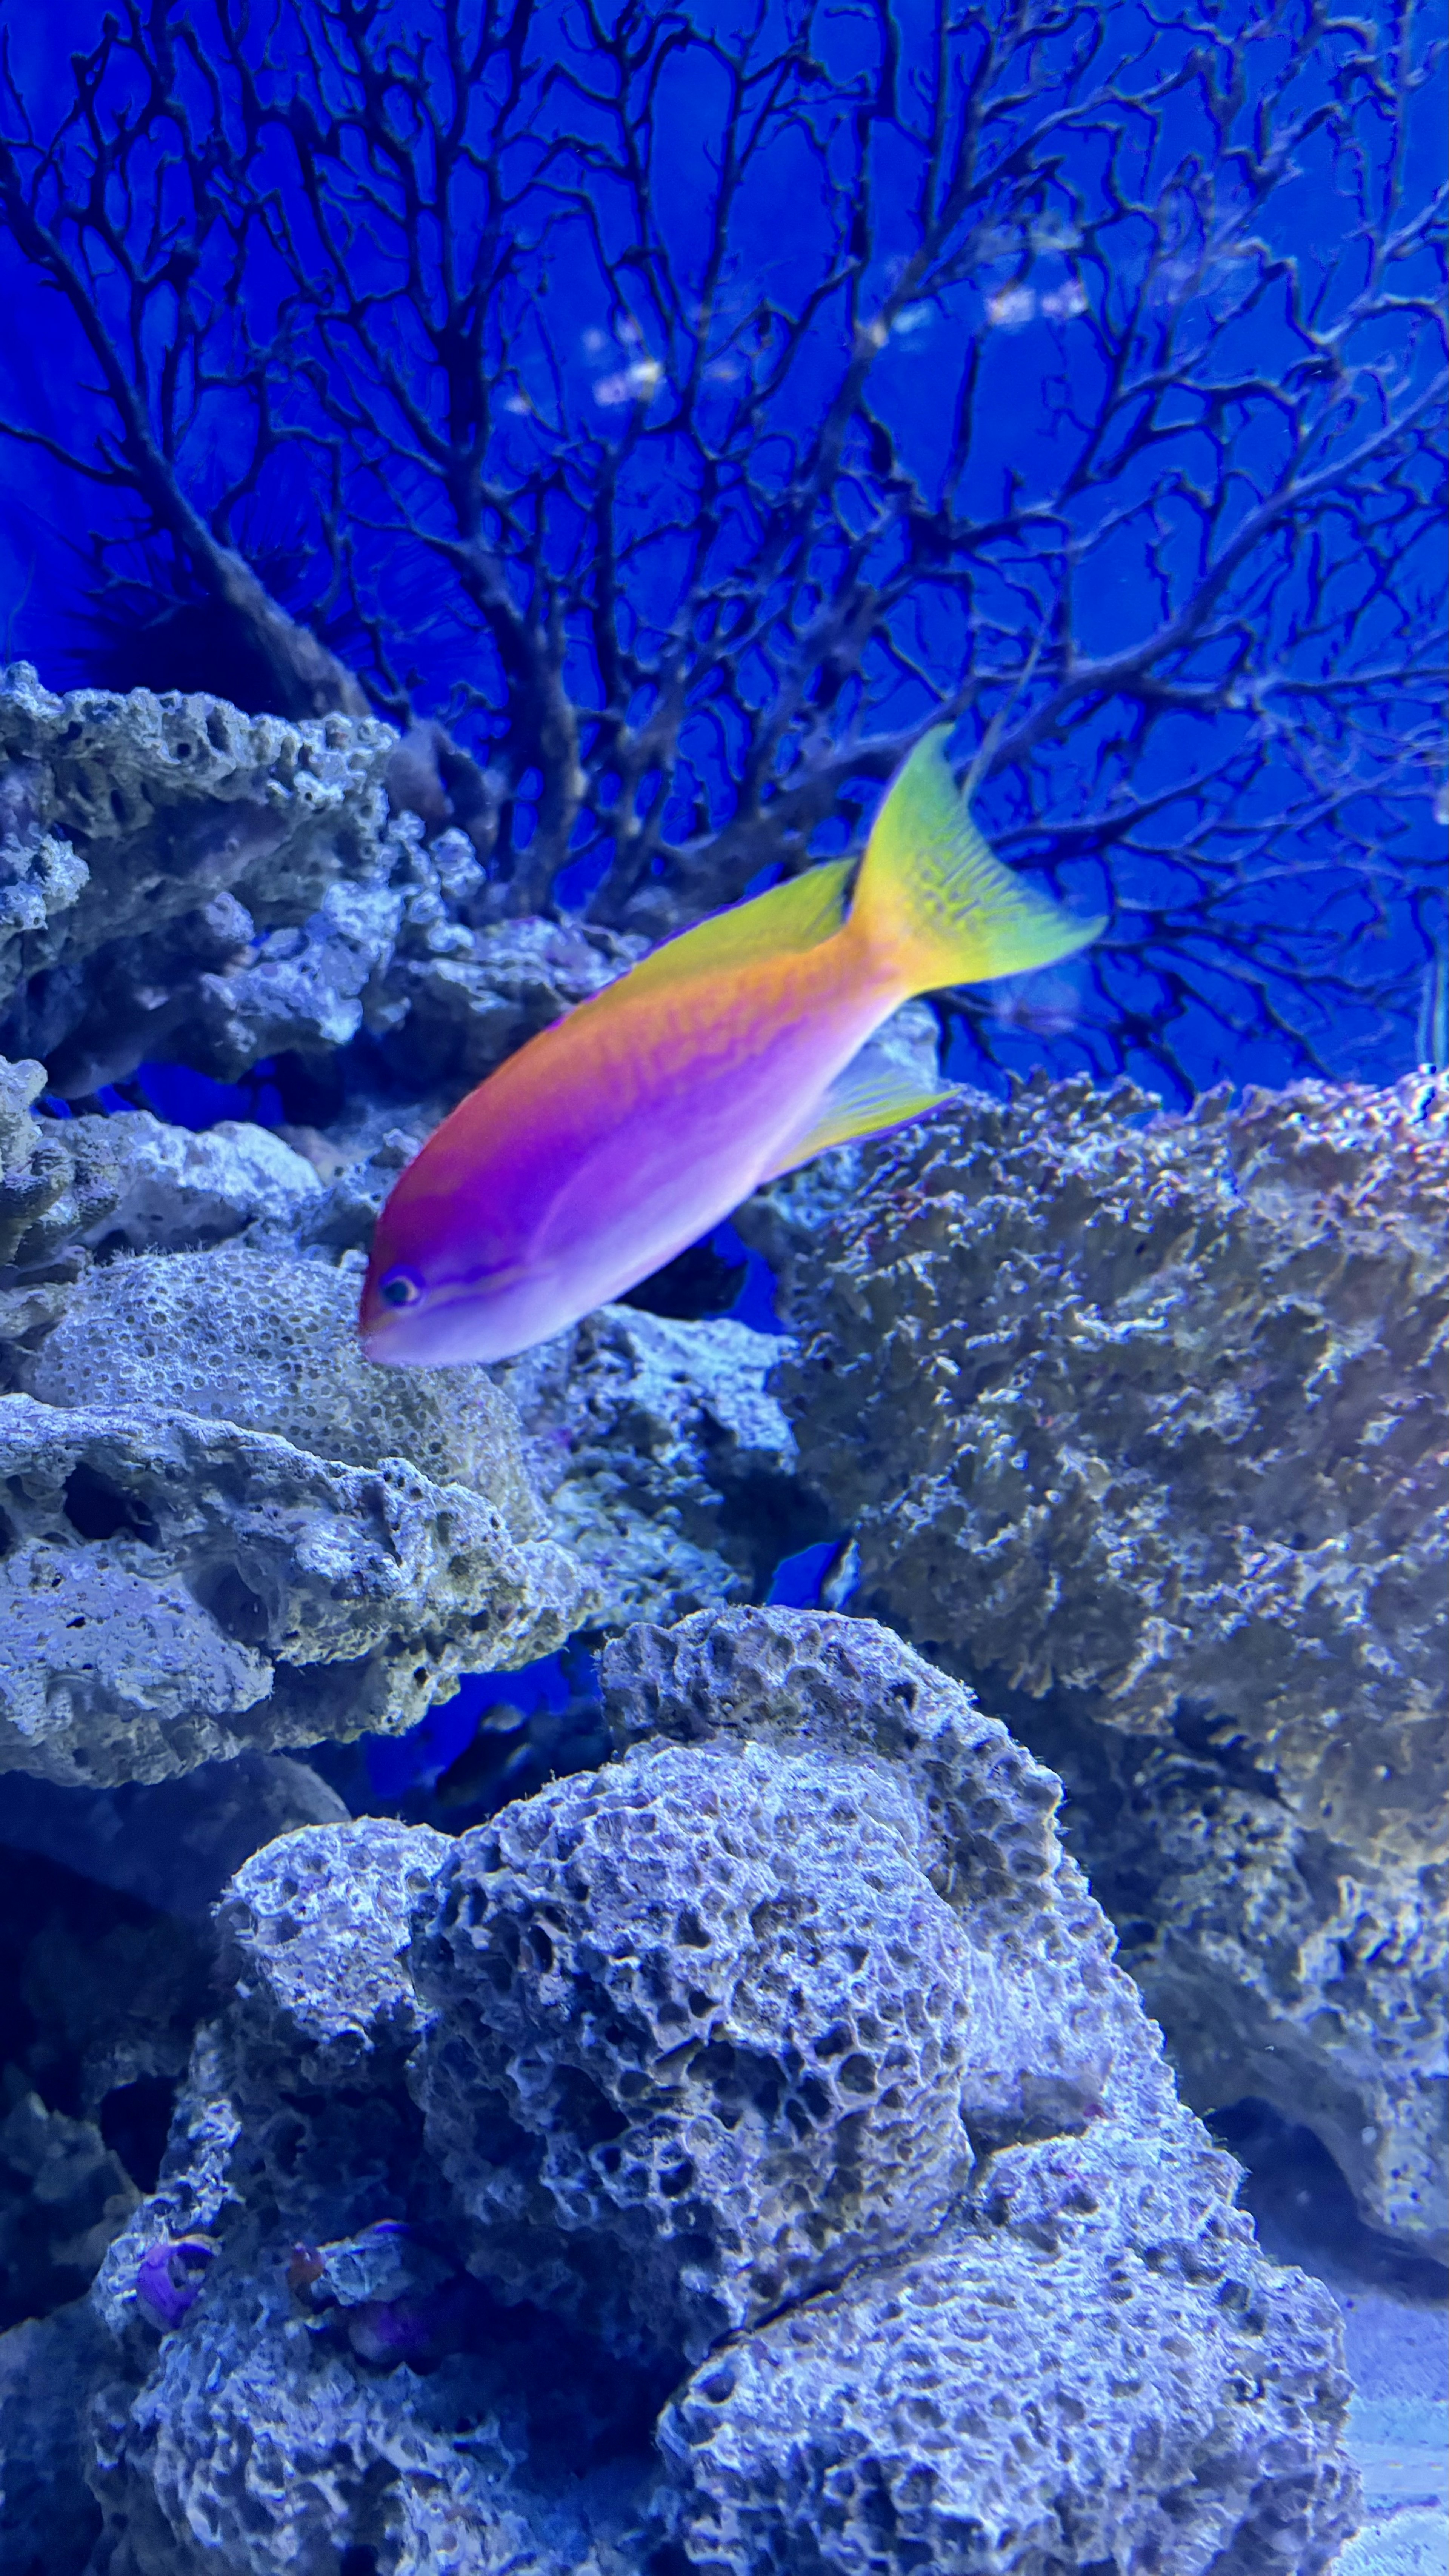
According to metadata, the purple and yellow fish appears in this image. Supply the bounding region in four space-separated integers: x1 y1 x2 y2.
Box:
360 729 1104 1366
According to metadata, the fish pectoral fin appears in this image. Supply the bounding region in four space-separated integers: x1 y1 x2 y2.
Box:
758 1053 957 1183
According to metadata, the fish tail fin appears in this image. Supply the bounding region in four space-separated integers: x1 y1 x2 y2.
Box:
848 726 1106 993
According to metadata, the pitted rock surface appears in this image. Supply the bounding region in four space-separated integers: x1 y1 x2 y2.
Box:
0 1052 121 1371
661 2201 1357 2576
771 1073 1449 2253
0 663 401 1093
78 1607 1360 2576
0 1395 590 1784
27 1242 539 1516
414 1736 979 2359
217 1819 450 2088
497 1304 801 1625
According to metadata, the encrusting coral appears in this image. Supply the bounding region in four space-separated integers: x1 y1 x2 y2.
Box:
768 1070 1449 2257
58 1608 1360 2576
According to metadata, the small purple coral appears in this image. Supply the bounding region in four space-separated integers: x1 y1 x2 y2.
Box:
135 2236 216 2330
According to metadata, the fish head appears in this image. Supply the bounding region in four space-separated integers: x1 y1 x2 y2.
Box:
359 1162 567 1366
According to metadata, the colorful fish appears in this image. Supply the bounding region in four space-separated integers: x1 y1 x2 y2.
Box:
360 728 1105 1365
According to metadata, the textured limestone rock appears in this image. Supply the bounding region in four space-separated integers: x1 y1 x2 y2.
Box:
367 907 649 1096
0 1390 591 1785
0 1052 121 1369
70 1110 321 1251
76 1607 1359 2576
27 1243 539 1512
772 1071 1449 2254
0 663 402 1091
215 1817 449 2093
496 1304 802 1624
0 665 658 1114
659 2191 1357 2576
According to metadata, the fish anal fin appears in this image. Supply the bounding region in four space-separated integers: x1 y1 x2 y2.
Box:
758 1050 956 1182
603 858 854 1010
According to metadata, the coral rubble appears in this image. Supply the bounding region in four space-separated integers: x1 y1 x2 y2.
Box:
64 1609 1360 2576
768 1071 1449 2256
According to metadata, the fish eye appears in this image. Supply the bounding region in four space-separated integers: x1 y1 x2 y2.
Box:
378 1269 423 1309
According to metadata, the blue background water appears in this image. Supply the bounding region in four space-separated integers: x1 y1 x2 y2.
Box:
2 0 1444 1106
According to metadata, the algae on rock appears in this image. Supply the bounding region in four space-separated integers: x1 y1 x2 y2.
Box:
766 1070 1449 2258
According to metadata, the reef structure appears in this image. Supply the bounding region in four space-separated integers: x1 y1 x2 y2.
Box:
0 663 645 1109
0 1106 596 1784
767 1072 1449 2261
50 1608 1360 2576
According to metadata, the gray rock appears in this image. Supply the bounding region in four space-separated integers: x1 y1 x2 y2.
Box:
497 1304 800 1624
0 1053 121 1370
414 1733 983 2358
27 1243 542 1516
87 2273 594 2576
660 2197 1358 2576
215 1817 449 2088
77 1607 1360 2576
367 908 649 1097
68 1111 321 1252
769 1071 1449 2257
0 664 402 1093
0 1392 592 1784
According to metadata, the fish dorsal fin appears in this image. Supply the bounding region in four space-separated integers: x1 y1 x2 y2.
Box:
758 1048 957 1183
601 858 855 1011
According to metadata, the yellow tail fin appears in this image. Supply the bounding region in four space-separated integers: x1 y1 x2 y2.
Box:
849 726 1106 992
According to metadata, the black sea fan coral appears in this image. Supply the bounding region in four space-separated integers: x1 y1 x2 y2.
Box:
0 0 1442 1097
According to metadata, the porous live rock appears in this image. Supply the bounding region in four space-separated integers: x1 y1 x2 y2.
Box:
2 1236 594 1787
0 663 402 1092
495 1303 806 1625
0 665 659 1114
79 1607 1358 2576
773 1070 1449 2256
0 1051 120 1371
27 1242 538 1510
366 906 649 1098
70 1108 321 1252
214 1816 449 2097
